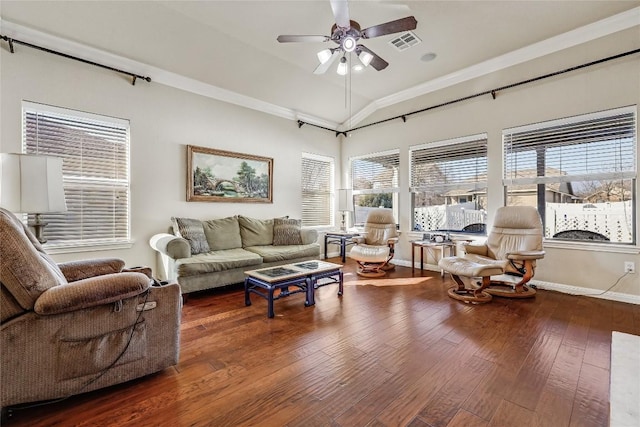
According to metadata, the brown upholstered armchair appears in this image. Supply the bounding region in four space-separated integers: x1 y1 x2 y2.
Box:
0 208 181 410
348 209 399 277
439 206 545 303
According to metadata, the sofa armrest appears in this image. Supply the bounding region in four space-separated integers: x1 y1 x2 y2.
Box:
34 272 151 315
150 233 191 260
58 258 125 282
300 228 319 245
507 250 545 261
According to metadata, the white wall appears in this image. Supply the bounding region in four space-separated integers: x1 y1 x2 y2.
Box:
341 29 640 298
0 44 340 271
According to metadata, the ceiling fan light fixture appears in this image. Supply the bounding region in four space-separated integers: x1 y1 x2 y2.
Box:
358 50 374 67
336 56 348 75
317 48 333 64
342 36 357 52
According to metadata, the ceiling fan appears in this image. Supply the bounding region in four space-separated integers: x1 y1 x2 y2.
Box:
277 0 417 75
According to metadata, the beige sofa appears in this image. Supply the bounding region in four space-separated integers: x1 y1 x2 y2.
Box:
150 215 320 295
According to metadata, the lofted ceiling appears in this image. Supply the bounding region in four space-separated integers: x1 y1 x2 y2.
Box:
1 1 639 128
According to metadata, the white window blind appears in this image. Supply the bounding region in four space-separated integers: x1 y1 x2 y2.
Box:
410 134 488 193
504 107 636 184
301 153 334 227
23 102 130 246
351 150 400 193
503 106 636 244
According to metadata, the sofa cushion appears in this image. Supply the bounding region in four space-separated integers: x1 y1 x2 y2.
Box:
172 217 210 255
244 244 320 263
238 216 275 247
175 248 263 277
273 218 303 246
203 216 242 251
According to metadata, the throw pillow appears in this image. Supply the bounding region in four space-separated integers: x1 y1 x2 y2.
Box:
171 217 210 255
238 216 275 247
273 218 303 246
203 216 242 251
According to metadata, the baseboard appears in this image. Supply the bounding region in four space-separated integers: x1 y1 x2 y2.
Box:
390 258 640 305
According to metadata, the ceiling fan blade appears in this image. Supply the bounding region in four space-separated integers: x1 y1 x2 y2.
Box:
277 35 330 43
361 16 418 39
358 45 389 71
330 0 351 28
313 51 341 74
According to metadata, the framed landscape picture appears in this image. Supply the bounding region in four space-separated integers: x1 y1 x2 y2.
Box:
187 145 273 203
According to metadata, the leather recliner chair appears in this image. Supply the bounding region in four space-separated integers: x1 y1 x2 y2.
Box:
349 209 399 277
439 206 545 303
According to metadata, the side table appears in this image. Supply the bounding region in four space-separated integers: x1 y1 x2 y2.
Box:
324 232 360 263
411 240 456 277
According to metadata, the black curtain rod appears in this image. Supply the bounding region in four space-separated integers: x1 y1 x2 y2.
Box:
299 47 640 137
297 120 347 137
0 35 152 86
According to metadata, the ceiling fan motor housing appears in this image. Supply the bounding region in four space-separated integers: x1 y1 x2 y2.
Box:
331 20 362 52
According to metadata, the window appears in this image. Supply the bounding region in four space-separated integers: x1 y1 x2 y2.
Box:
410 134 488 233
301 153 334 227
503 106 636 244
350 149 400 227
23 102 131 248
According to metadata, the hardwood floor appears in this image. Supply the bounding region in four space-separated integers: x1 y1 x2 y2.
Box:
6 259 640 426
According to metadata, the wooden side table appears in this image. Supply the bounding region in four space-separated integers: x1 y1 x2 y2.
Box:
411 240 456 277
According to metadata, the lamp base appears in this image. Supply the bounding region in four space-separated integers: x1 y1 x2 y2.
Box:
340 211 347 232
28 214 48 244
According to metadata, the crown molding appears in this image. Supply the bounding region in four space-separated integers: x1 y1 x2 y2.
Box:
0 19 340 131
346 6 640 129
2 5 638 134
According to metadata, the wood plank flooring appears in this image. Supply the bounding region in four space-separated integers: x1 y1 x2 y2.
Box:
5 259 640 426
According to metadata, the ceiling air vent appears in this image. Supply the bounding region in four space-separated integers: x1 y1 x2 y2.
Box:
389 31 421 52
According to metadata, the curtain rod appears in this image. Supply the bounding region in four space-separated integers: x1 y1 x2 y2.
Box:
0 35 152 86
299 47 640 137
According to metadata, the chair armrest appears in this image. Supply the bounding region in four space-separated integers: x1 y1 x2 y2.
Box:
507 250 545 261
300 228 319 245
58 258 125 282
464 244 488 256
352 236 366 244
34 272 151 315
150 233 191 260
387 237 399 246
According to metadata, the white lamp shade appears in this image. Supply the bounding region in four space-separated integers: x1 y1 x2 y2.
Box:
317 49 333 65
0 153 67 213
337 189 353 211
336 58 348 76
358 50 374 67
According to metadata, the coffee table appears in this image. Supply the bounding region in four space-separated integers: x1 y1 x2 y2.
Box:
244 260 343 318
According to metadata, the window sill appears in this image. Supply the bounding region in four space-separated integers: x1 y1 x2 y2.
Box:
543 240 640 254
44 240 135 255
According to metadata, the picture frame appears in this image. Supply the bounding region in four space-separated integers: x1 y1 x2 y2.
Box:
187 145 273 203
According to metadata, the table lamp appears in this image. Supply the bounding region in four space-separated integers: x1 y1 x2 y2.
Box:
0 153 67 243
337 188 353 232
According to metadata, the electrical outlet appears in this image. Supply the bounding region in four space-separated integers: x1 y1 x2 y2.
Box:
624 262 636 274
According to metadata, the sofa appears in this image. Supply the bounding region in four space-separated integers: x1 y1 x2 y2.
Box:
1 207 181 408
150 215 320 295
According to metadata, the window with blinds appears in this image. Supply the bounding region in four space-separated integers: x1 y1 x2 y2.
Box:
23 102 131 247
409 134 488 232
350 150 400 226
301 153 334 227
503 106 636 244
